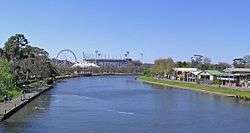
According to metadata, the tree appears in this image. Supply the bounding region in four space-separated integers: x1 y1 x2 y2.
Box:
191 55 203 68
143 68 152 77
176 61 191 68
20 45 49 59
214 62 231 71
0 58 20 100
233 58 246 68
191 55 213 70
4 34 28 61
14 45 57 81
203 57 211 65
198 57 214 70
152 58 175 77
243 55 250 68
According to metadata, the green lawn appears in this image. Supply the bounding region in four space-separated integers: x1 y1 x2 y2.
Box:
139 76 250 99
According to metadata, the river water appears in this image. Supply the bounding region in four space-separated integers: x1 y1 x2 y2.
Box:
1 76 250 133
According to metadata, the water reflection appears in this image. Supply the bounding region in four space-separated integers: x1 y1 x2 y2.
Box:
1 76 250 133
0 92 52 133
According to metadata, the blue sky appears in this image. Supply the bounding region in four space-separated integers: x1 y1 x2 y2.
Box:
0 0 250 63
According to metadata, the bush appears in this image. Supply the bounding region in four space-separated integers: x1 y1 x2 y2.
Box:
143 68 152 77
0 58 21 99
213 78 222 85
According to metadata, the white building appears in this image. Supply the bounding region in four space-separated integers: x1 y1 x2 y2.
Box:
71 61 100 68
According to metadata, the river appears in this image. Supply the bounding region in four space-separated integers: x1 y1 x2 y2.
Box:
1 76 250 133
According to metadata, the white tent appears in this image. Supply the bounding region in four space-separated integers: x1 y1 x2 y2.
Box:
71 61 100 68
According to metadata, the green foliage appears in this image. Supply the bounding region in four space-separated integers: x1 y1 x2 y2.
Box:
20 45 49 59
233 58 246 68
244 55 250 68
191 55 203 68
151 58 175 77
197 63 214 70
213 78 222 85
232 55 250 68
4 34 28 61
140 76 250 98
191 55 214 70
176 61 191 68
214 62 231 72
0 58 21 99
0 34 60 100
143 68 152 77
3 35 57 82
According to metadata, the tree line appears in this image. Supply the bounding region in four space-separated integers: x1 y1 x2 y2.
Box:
0 34 58 101
144 54 250 78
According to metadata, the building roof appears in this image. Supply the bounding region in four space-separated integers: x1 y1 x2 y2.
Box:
224 68 250 73
174 68 198 72
205 70 225 76
201 70 234 77
191 71 202 76
199 70 225 76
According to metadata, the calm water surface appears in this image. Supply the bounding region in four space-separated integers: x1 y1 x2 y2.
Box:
1 76 250 133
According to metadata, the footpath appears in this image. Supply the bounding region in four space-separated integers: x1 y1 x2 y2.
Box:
0 85 52 121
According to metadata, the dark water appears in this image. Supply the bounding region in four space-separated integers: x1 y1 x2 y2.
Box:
1 76 250 133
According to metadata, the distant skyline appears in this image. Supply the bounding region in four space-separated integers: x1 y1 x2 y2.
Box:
1 0 250 63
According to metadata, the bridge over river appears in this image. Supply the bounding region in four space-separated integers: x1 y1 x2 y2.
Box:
1 76 250 133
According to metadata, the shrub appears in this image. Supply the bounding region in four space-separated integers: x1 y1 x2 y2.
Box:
0 58 21 99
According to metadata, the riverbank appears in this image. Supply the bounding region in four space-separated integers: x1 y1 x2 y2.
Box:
139 76 250 99
55 73 138 80
0 85 53 121
0 75 72 121
0 73 138 121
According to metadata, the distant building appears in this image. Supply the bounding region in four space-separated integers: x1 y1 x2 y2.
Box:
173 67 250 88
173 68 200 82
224 68 250 87
198 70 224 81
85 58 134 68
71 61 100 68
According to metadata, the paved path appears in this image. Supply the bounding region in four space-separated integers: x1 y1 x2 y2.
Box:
0 93 38 118
0 86 51 120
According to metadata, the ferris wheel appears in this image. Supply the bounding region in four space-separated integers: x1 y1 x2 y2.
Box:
56 49 78 63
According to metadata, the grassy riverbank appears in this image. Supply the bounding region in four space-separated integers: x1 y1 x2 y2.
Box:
139 76 250 99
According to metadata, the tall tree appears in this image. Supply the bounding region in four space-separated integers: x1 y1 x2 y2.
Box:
233 58 246 68
176 61 191 68
198 57 213 70
243 55 250 68
4 34 28 61
214 62 231 71
152 58 175 77
191 55 203 68
191 55 213 70
14 45 56 81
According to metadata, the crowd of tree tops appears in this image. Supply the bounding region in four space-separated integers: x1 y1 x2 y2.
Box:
0 34 143 101
0 34 59 101
143 55 250 78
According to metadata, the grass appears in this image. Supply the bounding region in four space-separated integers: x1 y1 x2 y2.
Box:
139 76 250 99
0 90 22 102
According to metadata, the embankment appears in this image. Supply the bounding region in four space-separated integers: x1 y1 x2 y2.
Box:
0 85 53 121
139 76 250 100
